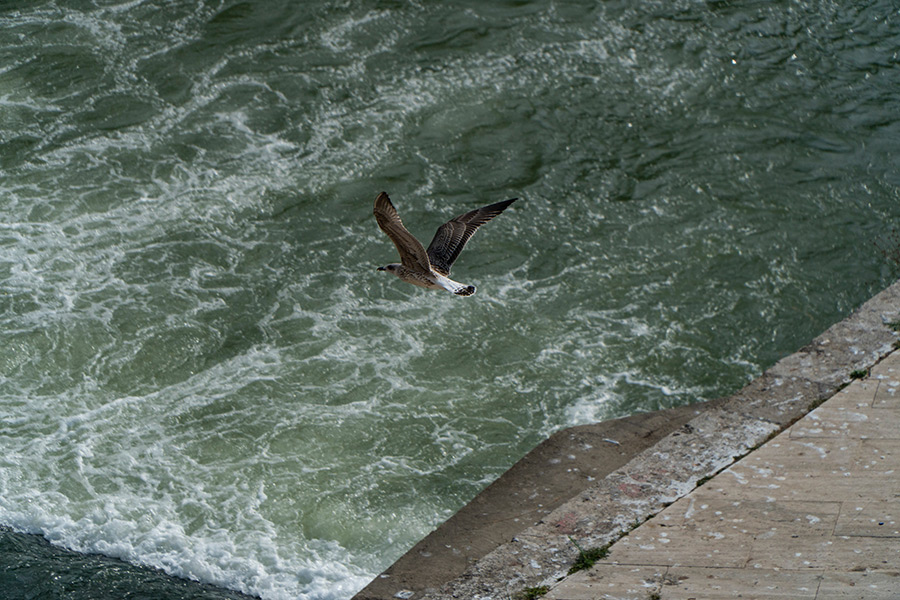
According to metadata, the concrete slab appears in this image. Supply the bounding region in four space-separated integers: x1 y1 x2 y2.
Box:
816 571 900 599
601 514 755 568
642 566 823 600
541 564 668 600
546 566 900 600
746 532 899 571
714 439 900 503
834 500 900 537
545 565 833 600
790 387 900 439
873 381 900 408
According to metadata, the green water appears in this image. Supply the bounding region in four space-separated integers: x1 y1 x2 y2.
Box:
1 0 898 598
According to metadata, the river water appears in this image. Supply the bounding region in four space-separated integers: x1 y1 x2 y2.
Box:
1 1 898 598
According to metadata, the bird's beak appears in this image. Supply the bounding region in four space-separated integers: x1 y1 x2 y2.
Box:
377 266 385 271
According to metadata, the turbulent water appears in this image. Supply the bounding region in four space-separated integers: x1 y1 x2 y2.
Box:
1 0 898 598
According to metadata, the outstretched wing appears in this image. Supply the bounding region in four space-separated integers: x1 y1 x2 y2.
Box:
426 198 516 276
373 192 432 273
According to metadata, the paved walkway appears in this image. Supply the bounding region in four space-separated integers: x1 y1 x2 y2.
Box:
545 349 900 600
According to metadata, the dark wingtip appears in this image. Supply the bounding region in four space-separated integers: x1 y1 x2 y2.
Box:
487 197 517 213
455 285 476 296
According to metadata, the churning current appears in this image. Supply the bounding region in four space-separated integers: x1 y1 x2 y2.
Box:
1 1 898 598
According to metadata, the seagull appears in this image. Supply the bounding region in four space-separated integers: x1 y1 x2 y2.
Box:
373 192 517 296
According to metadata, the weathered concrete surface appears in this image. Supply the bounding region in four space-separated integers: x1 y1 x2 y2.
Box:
545 348 900 599
353 279 900 600
352 402 725 600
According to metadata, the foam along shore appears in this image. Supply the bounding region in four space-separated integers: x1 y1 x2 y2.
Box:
354 278 900 600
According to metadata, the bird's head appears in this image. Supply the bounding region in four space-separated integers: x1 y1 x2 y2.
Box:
377 264 399 273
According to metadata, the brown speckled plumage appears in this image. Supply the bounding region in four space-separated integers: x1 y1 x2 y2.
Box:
373 192 516 296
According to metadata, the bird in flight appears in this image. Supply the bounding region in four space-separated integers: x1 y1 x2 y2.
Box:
373 192 517 296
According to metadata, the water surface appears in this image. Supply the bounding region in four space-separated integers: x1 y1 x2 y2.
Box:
1 1 899 598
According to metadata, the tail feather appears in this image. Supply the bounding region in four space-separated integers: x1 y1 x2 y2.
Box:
435 274 476 296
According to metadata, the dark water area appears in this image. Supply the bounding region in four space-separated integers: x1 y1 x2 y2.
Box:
0 528 255 599
1 0 899 598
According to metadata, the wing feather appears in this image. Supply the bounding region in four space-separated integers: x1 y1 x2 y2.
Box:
426 198 516 276
373 192 432 272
